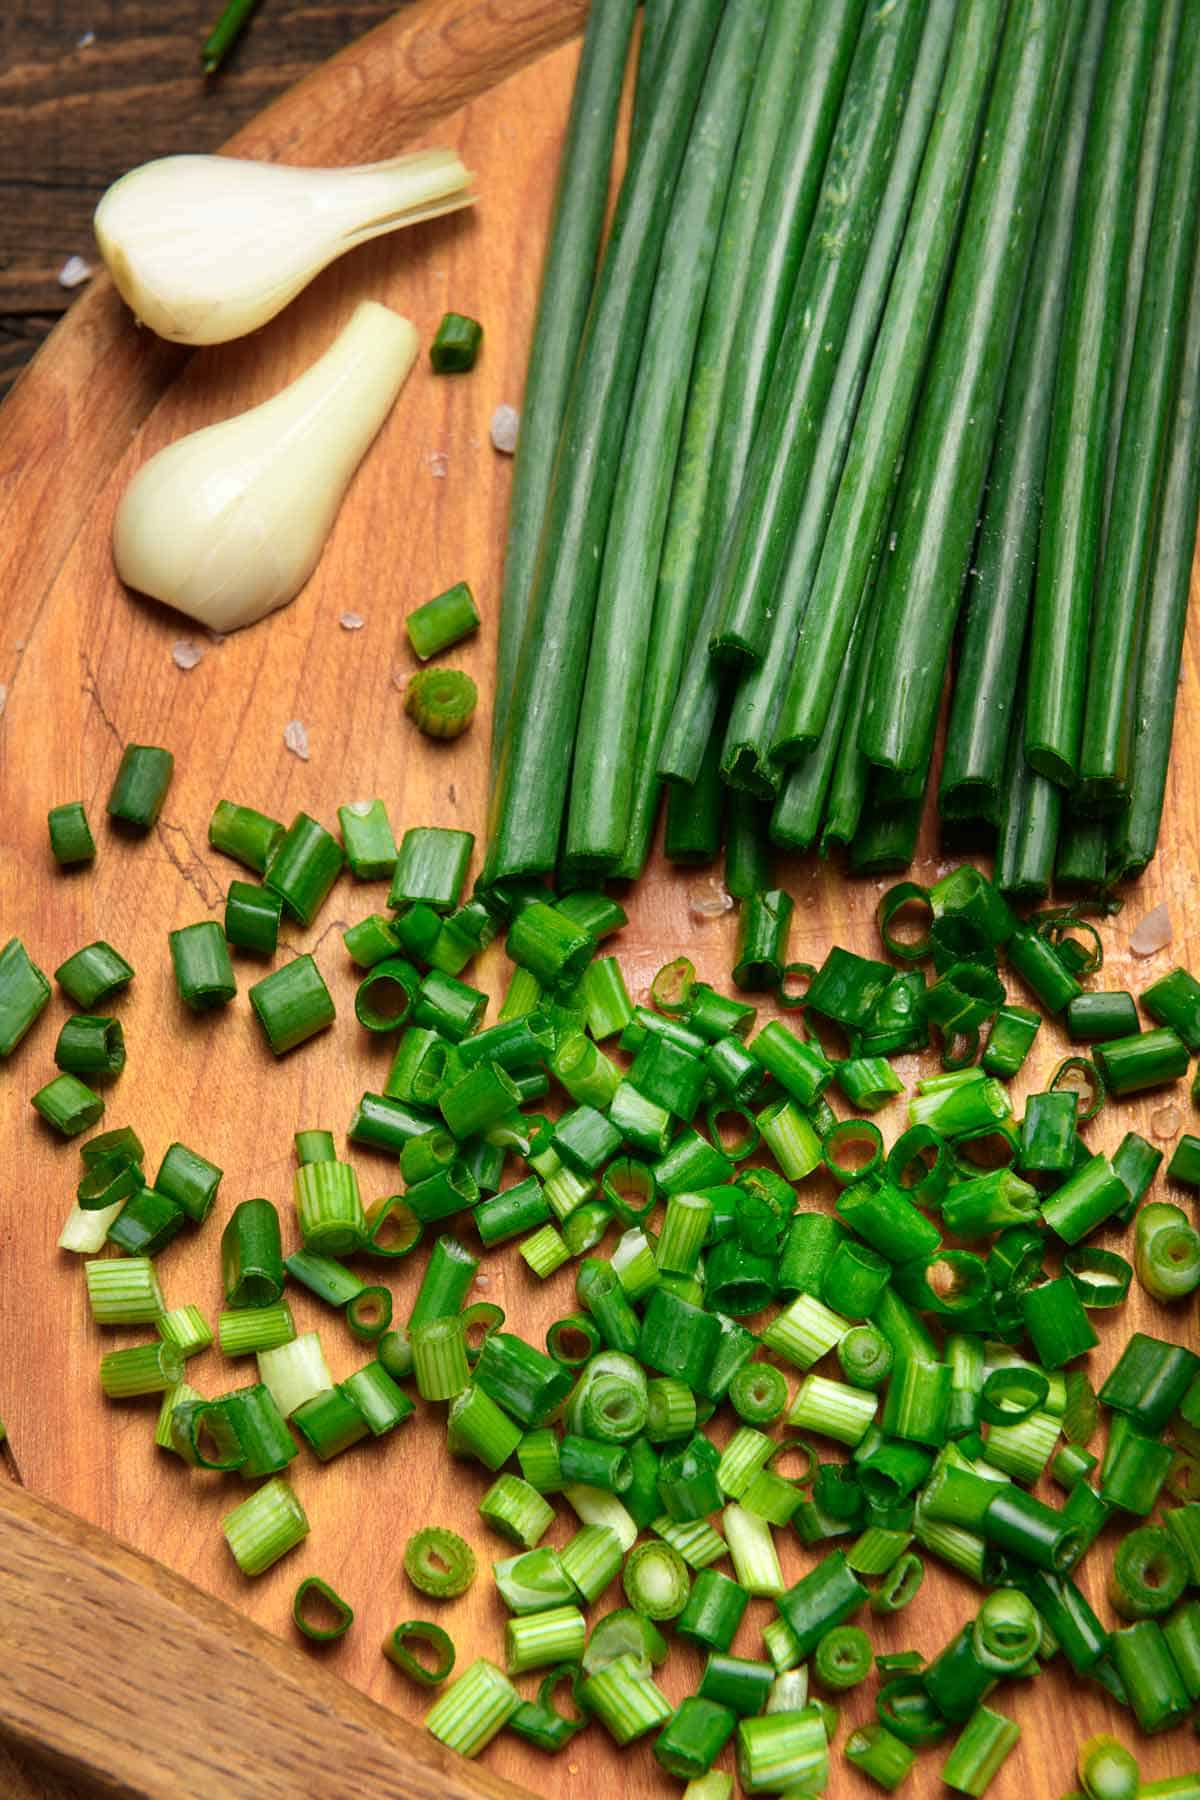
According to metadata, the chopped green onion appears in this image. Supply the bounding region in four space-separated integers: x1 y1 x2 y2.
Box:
425 1657 521 1755
222 1477 308 1577
292 1576 354 1643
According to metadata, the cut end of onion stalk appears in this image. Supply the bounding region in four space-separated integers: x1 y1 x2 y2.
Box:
112 301 418 634
94 149 475 345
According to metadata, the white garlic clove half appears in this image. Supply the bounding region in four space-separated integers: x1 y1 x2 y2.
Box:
94 149 474 345
113 300 418 633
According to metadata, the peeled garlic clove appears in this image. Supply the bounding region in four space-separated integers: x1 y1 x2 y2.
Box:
94 150 474 345
113 300 417 633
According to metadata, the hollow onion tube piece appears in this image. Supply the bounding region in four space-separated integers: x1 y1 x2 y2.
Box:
95 149 473 344
113 302 418 633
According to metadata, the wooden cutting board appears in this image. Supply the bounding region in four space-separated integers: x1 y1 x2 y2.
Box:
1 0 1198 1792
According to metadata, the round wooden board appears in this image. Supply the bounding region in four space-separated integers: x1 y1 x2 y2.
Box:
1 2 1199 1794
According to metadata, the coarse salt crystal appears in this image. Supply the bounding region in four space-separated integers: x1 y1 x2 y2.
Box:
283 719 310 761
171 639 204 671
1130 902 1172 957
58 254 93 290
339 610 365 631
490 404 520 455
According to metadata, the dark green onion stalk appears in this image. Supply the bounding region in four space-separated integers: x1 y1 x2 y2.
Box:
860 0 1083 778
1078 7 1200 808
719 0 963 800
488 0 638 783
938 0 1108 822
617 0 861 875
1108 192 1200 880
776 0 1010 767
484 0 724 882
706 0 928 669
562 0 770 874
653 0 866 795
1023 0 1165 787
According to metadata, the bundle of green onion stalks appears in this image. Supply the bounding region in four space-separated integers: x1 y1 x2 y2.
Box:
486 0 1200 899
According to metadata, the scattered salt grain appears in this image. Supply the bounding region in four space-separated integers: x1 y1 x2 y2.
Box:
58 255 93 290
171 639 204 671
77 29 95 48
339 611 365 631
490 404 520 455
689 876 734 920
1130 902 1172 957
283 719 310 761
1152 1105 1180 1142
425 449 449 478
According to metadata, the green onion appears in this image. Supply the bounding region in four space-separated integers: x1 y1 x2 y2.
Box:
221 1197 283 1307
222 1477 307 1576
403 1526 476 1599
579 1650 673 1745
425 1657 521 1756
737 1710 829 1795
652 1696 737 1781
32 1073 104 1137
85 1256 163 1324
622 1540 691 1620
256 1332 332 1417
813 1623 873 1691
479 1474 554 1549
249 955 335 1055
384 1618 457 1686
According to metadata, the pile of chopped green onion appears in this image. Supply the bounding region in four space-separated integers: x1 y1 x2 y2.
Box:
6 741 1200 1795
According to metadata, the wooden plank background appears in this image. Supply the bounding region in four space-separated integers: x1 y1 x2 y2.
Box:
1 2 1199 1794
0 0 395 396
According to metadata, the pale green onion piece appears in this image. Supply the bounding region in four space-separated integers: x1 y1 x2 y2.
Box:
99 1340 182 1397
579 1650 673 1744
85 1256 164 1325
58 1198 126 1254
737 1710 828 1794
984 1409 1061 1483
155 1380 201 1454
766 1668 809 1714
762 1615 804 1674
256 1331 334 1417
505 1604 587 1674
761 1293 849 1369
479 1474 556 1548
652 1514 727 1569
219 1299 295 1357
560 1523 623 1604
724 1504 783 1597
786 1374 878 1446
222 1476 309 1576
520 1223 571 1278
157 1305 213 1358
718 1427 775 1500
425 1657 522 1756
564 1483 638 1553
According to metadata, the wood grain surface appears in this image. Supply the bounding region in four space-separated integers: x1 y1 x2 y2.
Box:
1 1 1199 1795
0 1477 529 1800
0 0 396 395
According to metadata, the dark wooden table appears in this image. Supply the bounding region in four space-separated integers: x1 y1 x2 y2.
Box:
0 0 398 398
